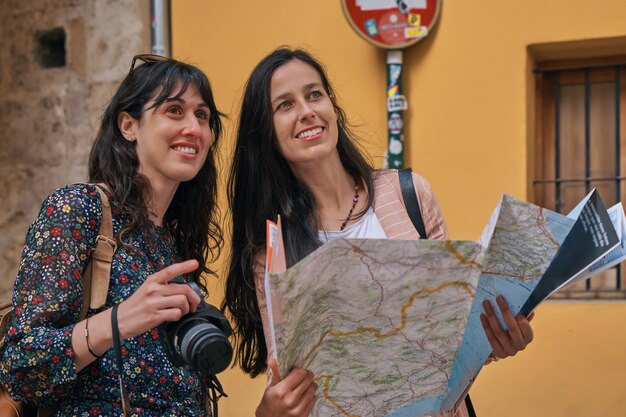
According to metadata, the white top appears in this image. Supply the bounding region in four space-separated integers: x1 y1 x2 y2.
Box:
318 207 388 243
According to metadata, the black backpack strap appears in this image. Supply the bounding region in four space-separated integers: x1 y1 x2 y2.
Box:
398 168 428 239
465 394 477 417
398 168 478 417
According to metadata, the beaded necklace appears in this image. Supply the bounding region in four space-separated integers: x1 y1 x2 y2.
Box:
338 177 360 231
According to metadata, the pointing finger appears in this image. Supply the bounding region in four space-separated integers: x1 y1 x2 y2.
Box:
150 259 200 284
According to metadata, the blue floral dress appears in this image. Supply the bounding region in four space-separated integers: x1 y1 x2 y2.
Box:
0 184 209 416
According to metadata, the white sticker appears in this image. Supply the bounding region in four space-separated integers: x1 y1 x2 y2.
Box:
388 113 403 134
389 139 403 155
387 95 408 112
389 64 402 85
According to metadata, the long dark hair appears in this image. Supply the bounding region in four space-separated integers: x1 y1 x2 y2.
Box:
223 47 374 377
89 57 224 288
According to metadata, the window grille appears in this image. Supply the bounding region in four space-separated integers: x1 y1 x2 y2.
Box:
533 62 626 299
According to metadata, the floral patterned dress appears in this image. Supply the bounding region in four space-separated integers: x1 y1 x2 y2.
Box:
0 184 209 416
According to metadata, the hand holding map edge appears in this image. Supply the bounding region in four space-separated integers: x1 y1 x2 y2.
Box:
480 296 534 359
255 358 318 417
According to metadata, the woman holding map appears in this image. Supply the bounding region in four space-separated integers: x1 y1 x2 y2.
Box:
224 47 535 417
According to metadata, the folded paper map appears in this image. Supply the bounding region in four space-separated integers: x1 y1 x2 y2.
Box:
264 190 622 417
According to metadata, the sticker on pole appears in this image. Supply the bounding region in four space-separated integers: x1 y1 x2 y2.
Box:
342 0 441 49
387 95 408 112
388 113 403 133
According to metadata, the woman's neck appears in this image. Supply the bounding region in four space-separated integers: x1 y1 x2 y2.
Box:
145 178 179 227
290 155 363 231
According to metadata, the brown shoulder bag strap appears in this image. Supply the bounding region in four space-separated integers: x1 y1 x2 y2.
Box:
0 301 11 344
78 185 116 320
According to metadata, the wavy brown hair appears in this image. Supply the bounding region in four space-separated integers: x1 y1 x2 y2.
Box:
88 58 224 288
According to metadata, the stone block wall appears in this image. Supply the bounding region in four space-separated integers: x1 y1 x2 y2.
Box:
0 0 150 300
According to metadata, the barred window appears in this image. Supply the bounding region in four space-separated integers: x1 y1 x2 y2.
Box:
533 57 626 299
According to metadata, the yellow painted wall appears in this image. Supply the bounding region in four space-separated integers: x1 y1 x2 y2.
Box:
171 1 626 416
472 302 626 416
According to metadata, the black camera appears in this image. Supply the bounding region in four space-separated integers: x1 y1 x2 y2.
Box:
159 276 233 375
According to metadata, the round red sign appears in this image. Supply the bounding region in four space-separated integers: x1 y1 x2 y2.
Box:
342 0 442 49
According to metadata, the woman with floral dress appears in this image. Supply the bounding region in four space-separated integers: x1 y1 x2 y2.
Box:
0 55 224 416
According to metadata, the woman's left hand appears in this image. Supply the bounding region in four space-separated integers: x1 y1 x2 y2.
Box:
480 295 535 360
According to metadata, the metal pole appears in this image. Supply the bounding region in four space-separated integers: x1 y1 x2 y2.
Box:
584 69 591 291
385 50 407 169
151 0 171 57
554 73 562 214
615 65 623 290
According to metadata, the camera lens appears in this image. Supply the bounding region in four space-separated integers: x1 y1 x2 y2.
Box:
178 321 233 374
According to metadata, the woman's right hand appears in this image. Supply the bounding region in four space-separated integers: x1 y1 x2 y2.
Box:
256 358 318 417
116 259 202 339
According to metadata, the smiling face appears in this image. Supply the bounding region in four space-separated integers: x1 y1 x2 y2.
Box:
270 59 339 166
120 83 213 189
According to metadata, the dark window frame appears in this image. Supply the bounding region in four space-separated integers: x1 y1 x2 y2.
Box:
533 56 626 298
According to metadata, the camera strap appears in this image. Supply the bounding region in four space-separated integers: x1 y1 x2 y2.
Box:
204 373 228 417
111 303 132 416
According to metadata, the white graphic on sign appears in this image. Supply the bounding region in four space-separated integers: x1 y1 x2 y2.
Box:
357 0 426 11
